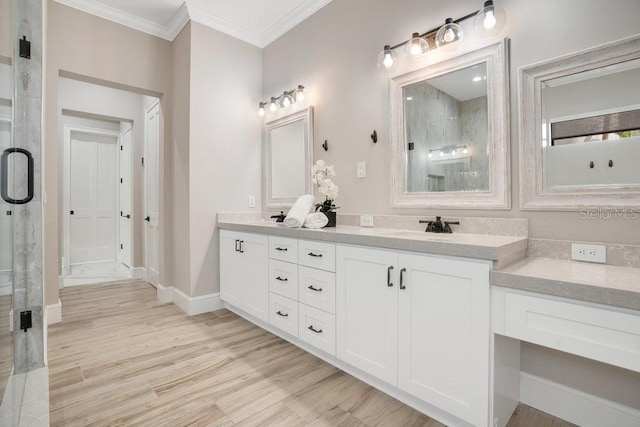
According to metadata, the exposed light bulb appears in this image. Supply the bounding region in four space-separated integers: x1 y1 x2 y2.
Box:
377 45 399 73
444 28 455 43
483 10 497 29
282 92 292 107
439 151 444 157
296 86 305 102
406 97 413 101
269 97 278 112
473 76 483 82
258 104 265 117
383 52 394 68
463 147 469 154
451 149 457 155
428 152 433 158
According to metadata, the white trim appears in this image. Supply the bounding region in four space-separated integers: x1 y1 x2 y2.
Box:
118 126 134 268
172 288 223 316
143 102 162 287
0 281 11 296
46 299 62 325
58 275 64 289
52 0 188 41
156 283 173 304
520 372 640 427
259 0 333 47
132 267 146 280
63 125 121 271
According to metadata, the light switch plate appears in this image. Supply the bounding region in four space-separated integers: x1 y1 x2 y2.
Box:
248 195 256 208
571 243 606 263
357 161 366 178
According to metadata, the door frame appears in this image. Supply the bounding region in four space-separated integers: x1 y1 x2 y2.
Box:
0 114 12 296
143 100 161 285
63 124 121 273
118 124 133 267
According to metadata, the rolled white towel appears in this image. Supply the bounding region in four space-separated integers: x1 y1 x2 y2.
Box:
303 212 329 229
283 195 315 228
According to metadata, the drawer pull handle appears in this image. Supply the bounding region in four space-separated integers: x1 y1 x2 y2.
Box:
307 285 323 292
276 311 289 317
275 247 288 251
308 325 323 334
400 268 407 290
275 276 288 282
387 266 394 287
308 252 323 258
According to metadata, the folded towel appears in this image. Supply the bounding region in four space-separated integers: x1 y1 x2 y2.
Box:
303 212 329 229
283 195 315 228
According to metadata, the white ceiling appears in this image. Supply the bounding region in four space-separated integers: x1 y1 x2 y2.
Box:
54 0 333 47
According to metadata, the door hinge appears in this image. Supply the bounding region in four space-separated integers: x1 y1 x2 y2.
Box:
120 178 123 184
120 145 123 151
19 36 31 59
70 210 74 215
120 244 123 250
20 310 32 332
141 157 144 167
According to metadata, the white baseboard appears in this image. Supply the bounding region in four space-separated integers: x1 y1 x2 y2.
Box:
171 288 223 316
521 372 640 427
46 299 62 325
132 267 146 280
156 283 174 304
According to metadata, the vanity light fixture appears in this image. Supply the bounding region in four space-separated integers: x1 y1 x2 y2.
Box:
258 85 306 116
428 145 470 159
377 0 506 73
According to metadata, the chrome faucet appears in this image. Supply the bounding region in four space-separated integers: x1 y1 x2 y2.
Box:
419 216 460 233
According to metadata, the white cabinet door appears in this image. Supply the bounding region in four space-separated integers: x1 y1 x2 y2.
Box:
242 234 269 322
398 253 490 426
220 230 244 308
336 245 399 386
219 230 269 323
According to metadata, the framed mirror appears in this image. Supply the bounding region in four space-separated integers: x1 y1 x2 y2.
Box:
519 35 640 210
264 106 313 208
390 39 510 209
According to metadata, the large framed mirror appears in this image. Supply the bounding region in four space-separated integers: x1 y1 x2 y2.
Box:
390 39 510 209
519 35 640 210
264 106 313 208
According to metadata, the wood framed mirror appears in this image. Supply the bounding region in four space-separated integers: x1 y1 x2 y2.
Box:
264 106 314 209
519 35 640 210
390 39 510 210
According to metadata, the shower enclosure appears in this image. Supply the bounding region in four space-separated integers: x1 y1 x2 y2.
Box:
0 0 47 425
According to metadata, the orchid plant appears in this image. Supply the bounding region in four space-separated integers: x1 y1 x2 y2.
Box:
312 160 339 213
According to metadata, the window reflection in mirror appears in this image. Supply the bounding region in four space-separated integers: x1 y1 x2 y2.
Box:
541 59 640 189
404 63 489 192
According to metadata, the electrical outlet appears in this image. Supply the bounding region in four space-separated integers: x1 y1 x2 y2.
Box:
360 215 374 227
571 243 606 263
357 161 366 178
248 195 256 208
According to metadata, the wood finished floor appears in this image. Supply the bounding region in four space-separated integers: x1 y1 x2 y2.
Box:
48 281 574 426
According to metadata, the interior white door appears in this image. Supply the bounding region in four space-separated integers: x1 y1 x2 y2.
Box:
145 103 160 285
69 133 118 264
0 119 12 292
119 127 132 267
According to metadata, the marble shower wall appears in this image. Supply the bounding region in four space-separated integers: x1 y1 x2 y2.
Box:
405 82 489 192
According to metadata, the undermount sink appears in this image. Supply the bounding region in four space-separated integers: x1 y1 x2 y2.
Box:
380 229 454 242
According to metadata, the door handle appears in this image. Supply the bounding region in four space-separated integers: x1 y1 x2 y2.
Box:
275 247 288 252
239 240 244 253
307 285 323 292
125 214 131 219
387 266 394 287
400 268 407 290
308 325 323 334
308 252 323 258
1 148 34 204
144 216 150 222
275 276 288 282
276 311 289 317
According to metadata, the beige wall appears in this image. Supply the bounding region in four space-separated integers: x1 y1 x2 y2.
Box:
262 0 640 407
188 22 263 297
168 23 191 294
0 0 11 59
44 1 173 305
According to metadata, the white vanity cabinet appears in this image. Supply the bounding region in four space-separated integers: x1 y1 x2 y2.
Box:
219 230 269 322
336 244 491 427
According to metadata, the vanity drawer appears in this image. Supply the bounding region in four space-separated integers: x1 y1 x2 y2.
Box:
299 303 336 356
298 240 336 272
269 260 298 300
269 236 298 263
298 266 336 314
501 290 640 373
269 293 299 338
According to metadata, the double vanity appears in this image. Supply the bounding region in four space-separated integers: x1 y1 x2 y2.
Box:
217 214 640 427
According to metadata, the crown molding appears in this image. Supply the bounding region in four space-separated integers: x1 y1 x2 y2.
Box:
53 0 187 41
261 0 332 47
53 0 332 46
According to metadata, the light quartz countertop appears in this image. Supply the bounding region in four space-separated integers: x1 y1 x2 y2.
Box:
492 257 640 311
217 219 528 266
